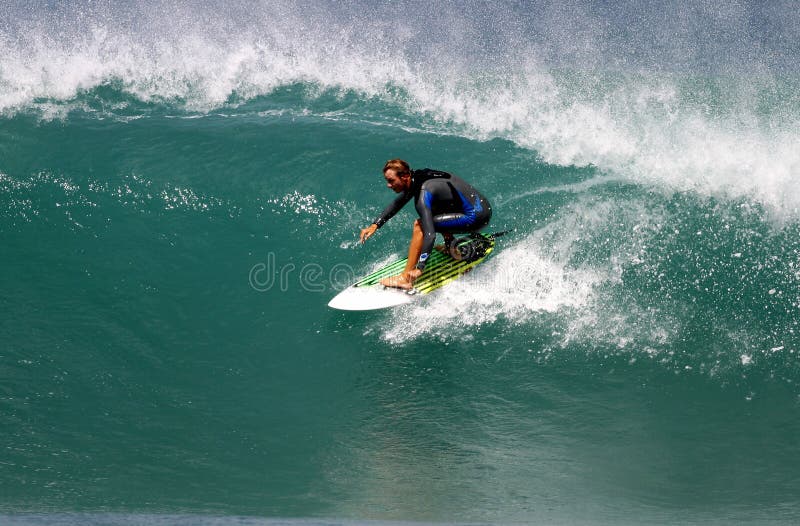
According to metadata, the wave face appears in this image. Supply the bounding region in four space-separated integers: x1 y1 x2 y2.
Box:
2 1 800 524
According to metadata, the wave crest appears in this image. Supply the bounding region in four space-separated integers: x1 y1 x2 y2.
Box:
3 1 800 214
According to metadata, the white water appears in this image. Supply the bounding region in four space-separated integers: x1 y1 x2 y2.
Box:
3 1 799 216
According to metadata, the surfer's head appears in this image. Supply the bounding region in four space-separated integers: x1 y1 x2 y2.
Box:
383 158 411 193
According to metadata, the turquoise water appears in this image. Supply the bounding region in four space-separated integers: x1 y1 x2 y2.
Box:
2 1 800 524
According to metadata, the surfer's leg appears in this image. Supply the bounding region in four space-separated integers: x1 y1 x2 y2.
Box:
433 203 491 234
434 232 454 254
403 218 424 273
380 219 423 290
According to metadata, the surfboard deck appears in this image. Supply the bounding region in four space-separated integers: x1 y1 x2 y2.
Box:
328 233 496 311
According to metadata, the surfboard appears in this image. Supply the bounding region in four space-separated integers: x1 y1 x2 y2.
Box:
328 232 498 311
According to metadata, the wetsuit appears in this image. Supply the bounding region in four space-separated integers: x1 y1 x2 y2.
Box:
372 169 492 270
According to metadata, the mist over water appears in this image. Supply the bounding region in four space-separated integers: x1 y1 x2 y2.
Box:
2 1 800 524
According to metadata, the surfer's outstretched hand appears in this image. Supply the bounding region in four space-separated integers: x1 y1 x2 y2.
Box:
360 224 378 243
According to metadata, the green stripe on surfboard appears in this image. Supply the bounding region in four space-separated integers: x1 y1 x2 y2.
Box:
354 259 407 286
354 233 494 294
415 245 493 294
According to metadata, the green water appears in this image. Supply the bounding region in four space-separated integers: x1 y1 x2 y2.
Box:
3 1 800 524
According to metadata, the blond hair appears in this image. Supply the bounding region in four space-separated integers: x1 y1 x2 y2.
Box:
383 159 410 177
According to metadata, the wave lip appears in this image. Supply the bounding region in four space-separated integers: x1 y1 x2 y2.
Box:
3 1 800 218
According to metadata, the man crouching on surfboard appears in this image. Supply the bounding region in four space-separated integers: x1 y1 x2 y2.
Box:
359 159 492 290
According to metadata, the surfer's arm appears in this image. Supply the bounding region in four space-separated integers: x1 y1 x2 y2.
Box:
361 191 413 243
414 189 437 270
372 191 412 229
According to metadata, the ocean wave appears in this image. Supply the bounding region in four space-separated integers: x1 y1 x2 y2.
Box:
3 2 800 215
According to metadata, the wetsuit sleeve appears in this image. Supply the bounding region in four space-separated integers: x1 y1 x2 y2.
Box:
414 188 438 270
372 191 413 228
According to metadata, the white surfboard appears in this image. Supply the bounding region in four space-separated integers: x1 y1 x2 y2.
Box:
327 284 416 311
328 232 502 311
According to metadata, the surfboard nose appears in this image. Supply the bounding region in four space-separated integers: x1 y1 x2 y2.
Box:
328 285 415 311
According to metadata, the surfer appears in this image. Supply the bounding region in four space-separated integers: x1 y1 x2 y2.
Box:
359 159 492 290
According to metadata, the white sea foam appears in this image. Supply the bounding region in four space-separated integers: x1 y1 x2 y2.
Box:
2 1 799 216
381 196 689 352
382 198 624 343
382 242 600 344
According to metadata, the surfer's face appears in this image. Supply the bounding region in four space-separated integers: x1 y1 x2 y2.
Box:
384 169 410 193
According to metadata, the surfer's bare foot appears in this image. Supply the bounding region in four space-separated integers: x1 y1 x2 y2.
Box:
434 244 446 254
380 274 414 290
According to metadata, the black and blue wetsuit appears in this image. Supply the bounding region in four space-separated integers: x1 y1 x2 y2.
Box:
372 169 492 270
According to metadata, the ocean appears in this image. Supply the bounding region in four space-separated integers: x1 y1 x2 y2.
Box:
2 1 800 524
